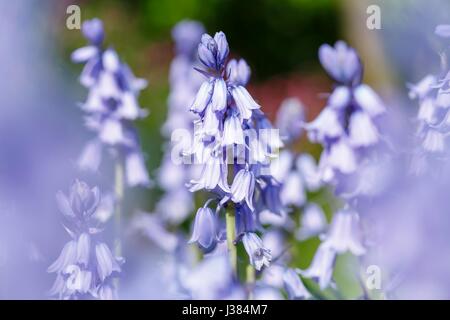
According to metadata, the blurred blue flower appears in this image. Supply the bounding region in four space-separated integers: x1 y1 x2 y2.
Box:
48 180 122 299
283 268 311 300
73 18 150 188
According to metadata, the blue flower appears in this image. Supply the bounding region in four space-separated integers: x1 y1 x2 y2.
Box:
319 41 361 85
300 243 336 290
189 207 218 252
73 19 150 188
242 232 271 271
283 268 311 300
49 181 122 299
275 98 305 143
321 207 366 256
230 167 256 210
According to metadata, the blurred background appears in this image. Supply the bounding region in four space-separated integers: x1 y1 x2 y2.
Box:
0 0 449 298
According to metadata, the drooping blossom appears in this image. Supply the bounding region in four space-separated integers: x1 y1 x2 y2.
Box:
409 26 450 174
48 180 122 299
73 18 150 187
302 41 386 290
185 31 277 270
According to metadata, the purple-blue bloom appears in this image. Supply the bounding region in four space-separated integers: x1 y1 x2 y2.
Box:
48 180 122 299
73 18 150 188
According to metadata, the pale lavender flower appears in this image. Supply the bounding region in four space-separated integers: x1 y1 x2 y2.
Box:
185 31 281 274
409 29 450 172
321 208 365 255
306 41 386 184
296 203 327 241
283 268 311 300
230 167 256 210
189 206 218 252
73 18 150 188
242 232 272 271
275 98 305 143
48 180 122 299
300 243 336 290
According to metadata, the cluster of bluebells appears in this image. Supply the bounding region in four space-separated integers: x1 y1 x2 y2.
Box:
409 25 450 174
252 99 326 299
156 21 205 225
48 180 122 299
300 41 386 290
185 31 284 271
72 19 150 187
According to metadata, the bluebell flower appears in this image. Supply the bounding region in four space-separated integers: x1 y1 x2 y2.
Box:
283 268 311 300
319 41 361 85
172 20 205 56
49 180 122 299
300 243 336 290
321 207 366 256
296 203 327 241
186 31 282 281
306 41 385 183
223 111 245 146
275 98 305 143
235 203 259 235
73 18 150 188
227 59 251 86
230 167 256 210
409 29 450 173
242 232 271 271
189 206 218 252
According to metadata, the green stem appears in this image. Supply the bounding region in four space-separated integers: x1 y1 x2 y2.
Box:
246 264 255 300
225 209 237 277
114 159 124 291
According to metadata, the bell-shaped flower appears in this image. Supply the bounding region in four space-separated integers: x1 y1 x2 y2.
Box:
95 242 122 282
82 18 104 46
202 104 220 137
348 111 380 147
354 84 386 117
283 268 311 300
125 150 151 187
275 98 305 142
300 243 336 290
198 34 218 69
211 78 228 111
322 208 366 256
280 172 305 207
328 86 351 109
223 111 245 145
242 232 271 271
296 203 327 241
306 108 344 143
189 154 230 193
231 86 260 120
227 59 251 86
319 41 361 85
190 80 213 113
230 168 255 210
189 207 218 252
213 31 229 68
